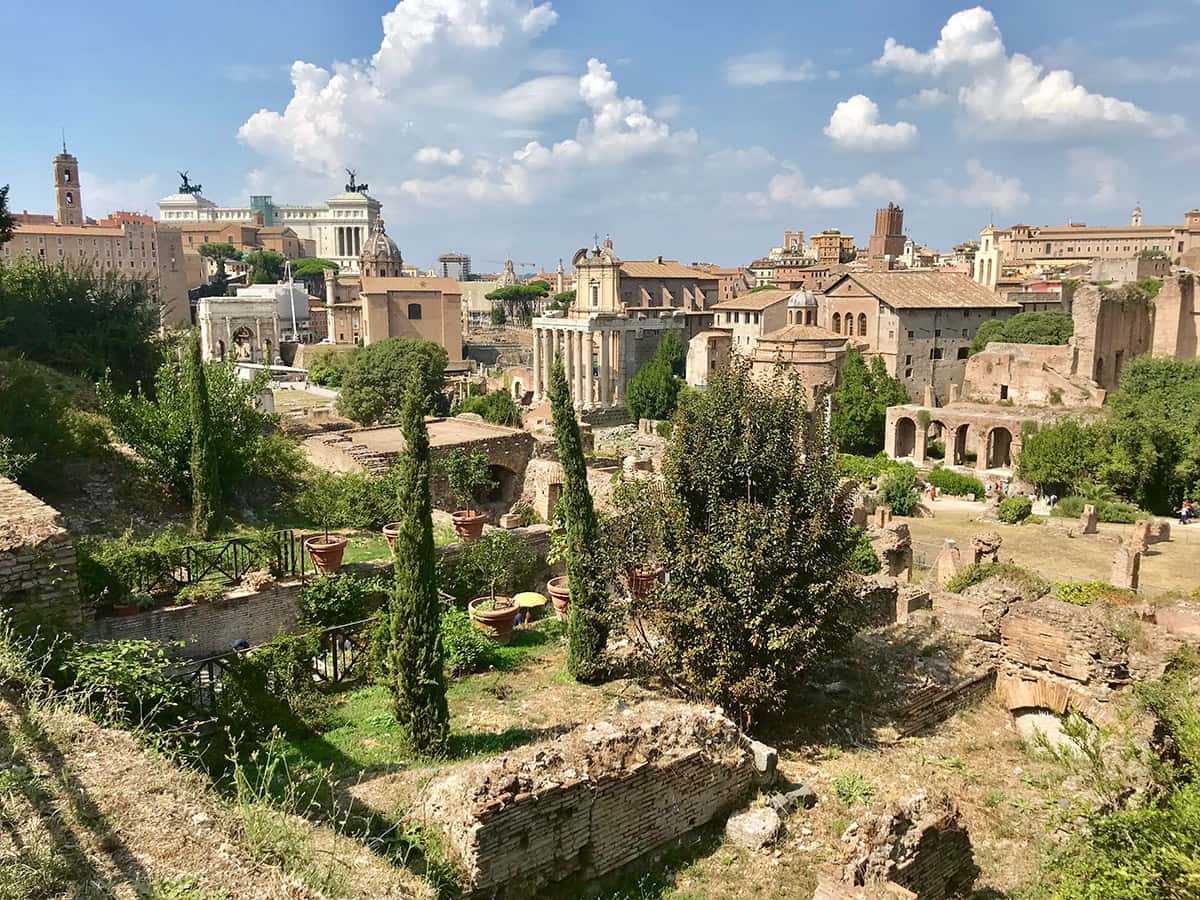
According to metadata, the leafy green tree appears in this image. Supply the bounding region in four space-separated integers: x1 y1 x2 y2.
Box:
1134 277 1163 300
291 257 339 295
441 448 495 515
185 331 215 536
1100 356 1200 513
625 331 685 420
0 257 160 387
387 378 449 755
649 356 864 725
98 355 279 507
243 249 285 285
485 283 548 325
489 302 507 326
197 242 238 293
0 185 13 247
548 355 608 682
549 290 574 314
1018 418 1104 496
305 346 357 387
971 311 1073 354
829 350 908 455
337 338 448 425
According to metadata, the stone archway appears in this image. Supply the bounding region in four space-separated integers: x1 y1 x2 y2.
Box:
987 427 1013 469
487 464 519 505
953 423 970 466
895 417 917 458
511 378 525 401
926 419 947 461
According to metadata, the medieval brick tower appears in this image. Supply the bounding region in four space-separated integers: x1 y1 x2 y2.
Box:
868 202 905 260
53 144 82 226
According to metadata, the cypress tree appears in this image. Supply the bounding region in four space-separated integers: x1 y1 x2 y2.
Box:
548 355 609 682
387 377 450 755
186 329 214 537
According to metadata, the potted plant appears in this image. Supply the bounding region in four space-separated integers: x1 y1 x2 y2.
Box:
442 448 496 541
382 521 402 552
465 531 534 644
300 473 349 574
545 515 571 620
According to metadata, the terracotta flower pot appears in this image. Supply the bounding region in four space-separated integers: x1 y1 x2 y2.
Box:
468 596 519 644
452 510 488 542
382 522 402 552
305 535 348 574
547 575 570 621
628 566 662 599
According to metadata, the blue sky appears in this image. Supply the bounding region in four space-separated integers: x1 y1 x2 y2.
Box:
2 1 1196 273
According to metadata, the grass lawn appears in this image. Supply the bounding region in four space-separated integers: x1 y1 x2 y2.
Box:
271 618 573 779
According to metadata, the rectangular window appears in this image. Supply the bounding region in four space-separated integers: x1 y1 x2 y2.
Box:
904 367 913 378
1000 384 1009 400
907 330 914 339
929 348 943 360
934 329 941 337
961 329 969 338
957 347 969 360
904 354 912 365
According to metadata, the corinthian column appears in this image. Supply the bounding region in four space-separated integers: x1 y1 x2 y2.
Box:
598 329 611 406
532 327 542 400
584 331 595 409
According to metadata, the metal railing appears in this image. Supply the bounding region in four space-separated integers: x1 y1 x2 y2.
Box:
133 529 306 594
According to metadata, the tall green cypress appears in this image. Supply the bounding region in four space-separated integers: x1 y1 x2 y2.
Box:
387 377 450 755
186 330 214 537
548 355 608 682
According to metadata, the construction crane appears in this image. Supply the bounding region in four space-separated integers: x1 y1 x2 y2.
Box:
481 258 539 270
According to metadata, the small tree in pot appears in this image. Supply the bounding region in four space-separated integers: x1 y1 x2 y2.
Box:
298 473 348 573
442 448 496 541
464 531 535 644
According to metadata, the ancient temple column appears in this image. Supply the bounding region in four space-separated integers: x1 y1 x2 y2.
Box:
544 328 554 388
564 330 576 405
598 328 611 406
574 330 586 409
532 328 542 399
611 331 623 405
584 331 595 409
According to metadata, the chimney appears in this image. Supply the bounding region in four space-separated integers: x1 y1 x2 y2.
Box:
656 254 663 265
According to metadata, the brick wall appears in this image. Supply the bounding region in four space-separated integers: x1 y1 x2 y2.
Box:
0 476 82 627
414 701 756 898
86 580 303 658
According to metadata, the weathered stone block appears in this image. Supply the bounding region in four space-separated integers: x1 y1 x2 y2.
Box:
1111 546 1141 591
1080 504 1099 534
725 807 781 850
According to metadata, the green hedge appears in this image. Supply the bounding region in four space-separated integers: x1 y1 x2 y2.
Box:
1055 580 1138 607
998 496 1033 523
928 467 985 498
1051 495 1144 524
838 452 913 486
944 561 1050 598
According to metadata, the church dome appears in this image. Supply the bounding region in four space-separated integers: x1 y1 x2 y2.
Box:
361 218 403 277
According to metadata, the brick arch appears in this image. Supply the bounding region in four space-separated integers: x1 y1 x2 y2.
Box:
894 416 917 458
986 426 1013 469
998 674 1113 727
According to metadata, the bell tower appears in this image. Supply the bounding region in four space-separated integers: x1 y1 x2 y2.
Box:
54 143 83 226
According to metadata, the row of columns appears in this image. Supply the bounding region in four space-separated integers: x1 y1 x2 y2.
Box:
531 326 629 409
336 226 362 258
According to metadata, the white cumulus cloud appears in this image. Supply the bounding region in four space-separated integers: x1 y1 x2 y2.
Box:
80 171 163 217
1064 148 1132 209
874 6 1184 138
752 168 906 209
414 146 464 166
824 95 917 150
898 88 950 110
724 51 818 86
930 159 1028 211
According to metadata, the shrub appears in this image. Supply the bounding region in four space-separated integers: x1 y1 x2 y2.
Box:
440 607 496 676
444 530 536 605
848 529 882 575
838 452 913 487
1056 581 1138 607
454 389 521 426
829 351 909 455
441 448 496 515
926 439 945 460
295 468 402 531
882 467 920 516
998 496 1033 523
1052 495 1143 524
217 632 324 742
306 347 357 387
928 467 985 498
76 530 189 605
65 639 191 730
299 574 383 628
173 581 226 606
944 562 1050 598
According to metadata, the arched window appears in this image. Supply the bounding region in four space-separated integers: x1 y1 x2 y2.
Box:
64 169 72 183
858 313 867 336
407 303 422 320
845 314 853 335
832 312 841 333
65 192 73 206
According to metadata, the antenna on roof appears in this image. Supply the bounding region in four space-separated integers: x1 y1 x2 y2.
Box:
61 128 67 154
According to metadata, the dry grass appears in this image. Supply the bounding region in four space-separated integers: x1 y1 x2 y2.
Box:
0 691 428 899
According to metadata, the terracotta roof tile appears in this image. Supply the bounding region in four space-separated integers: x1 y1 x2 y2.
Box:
835 271 1020 309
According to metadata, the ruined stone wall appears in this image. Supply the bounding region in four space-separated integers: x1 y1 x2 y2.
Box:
1152 274 1199 360
1071 284 1155 391
962 343 1103 407
415 702 756 898
0 476 82 628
